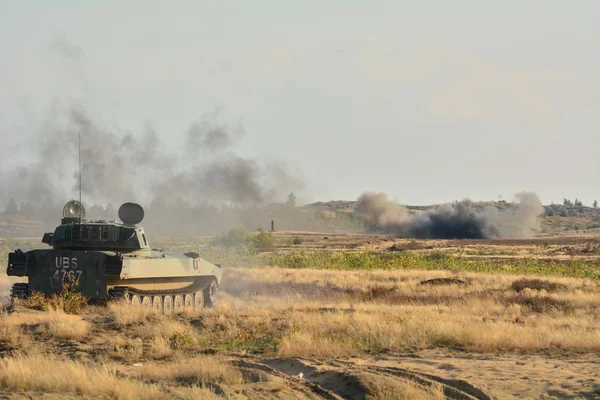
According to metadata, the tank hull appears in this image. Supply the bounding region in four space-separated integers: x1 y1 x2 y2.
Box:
6 200 224 311
7 248 223 302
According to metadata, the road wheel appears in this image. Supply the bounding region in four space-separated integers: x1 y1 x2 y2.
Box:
163 296 174 314
141 296 152 308
204 280 218 308
152 296 162 311
184 294 194 309
174 295 184 312
130 295 141 306
194 290 204 309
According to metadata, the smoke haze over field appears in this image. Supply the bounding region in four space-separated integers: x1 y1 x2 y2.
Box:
354 191 544 239
0 105 303 210
0 37 549 239
0 26 567 239
0 104 311 237
2 3 600 208
0 34 307 236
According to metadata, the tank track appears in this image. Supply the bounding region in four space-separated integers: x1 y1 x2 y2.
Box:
10 282 29 299
107 277 218 312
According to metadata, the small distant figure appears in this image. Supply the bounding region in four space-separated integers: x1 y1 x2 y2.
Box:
271 220 275 232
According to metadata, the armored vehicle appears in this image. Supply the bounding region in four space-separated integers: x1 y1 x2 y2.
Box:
6 200 223 312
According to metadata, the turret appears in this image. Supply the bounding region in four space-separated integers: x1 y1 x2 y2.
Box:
42 200 150 251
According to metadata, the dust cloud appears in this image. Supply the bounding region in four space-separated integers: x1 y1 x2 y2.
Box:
354 191 544 239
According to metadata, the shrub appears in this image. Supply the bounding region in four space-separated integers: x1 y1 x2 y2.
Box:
292 236 303 245
251 228 275 252
511 278 565 293
25 291 49 311
209 227 274 254
169 331 197 350
210 228 252 249
25 282 88 314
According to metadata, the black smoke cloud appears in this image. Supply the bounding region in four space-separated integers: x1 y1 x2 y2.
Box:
354 191 543 239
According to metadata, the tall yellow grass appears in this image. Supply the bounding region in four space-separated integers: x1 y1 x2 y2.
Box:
210 268 600 356
35 310 90 340
136 357 244 387
0 354 166 399
361 372 446 400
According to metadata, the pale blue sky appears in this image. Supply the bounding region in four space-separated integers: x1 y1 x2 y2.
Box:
1 1 598 206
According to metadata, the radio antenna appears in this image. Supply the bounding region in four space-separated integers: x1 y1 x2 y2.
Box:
78 131 82 206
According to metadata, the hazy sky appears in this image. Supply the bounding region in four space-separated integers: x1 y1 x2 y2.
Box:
1 1 598 206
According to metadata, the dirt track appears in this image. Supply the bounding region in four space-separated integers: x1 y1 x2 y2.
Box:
260 357 490 400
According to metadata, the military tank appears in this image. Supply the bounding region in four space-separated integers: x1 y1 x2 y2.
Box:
6 200 223 312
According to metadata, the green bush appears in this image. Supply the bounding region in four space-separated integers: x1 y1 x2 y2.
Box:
208 227 274 255
210 228 252 249
292 236 303 245
268 250 600 279
252 228 275 252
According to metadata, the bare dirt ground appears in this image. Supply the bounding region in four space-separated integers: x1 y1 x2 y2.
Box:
262 352 600 400
2 232 600 399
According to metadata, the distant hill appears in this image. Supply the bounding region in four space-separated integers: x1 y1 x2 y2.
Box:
1 200 600 238
299 200 600 236
0 215 45 238
302 200 600 218
301 200 522 214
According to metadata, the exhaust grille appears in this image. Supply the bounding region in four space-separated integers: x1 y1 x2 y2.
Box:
7 250 27 276
105 254 123 276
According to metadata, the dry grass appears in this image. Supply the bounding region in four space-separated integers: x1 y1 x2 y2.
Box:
35 310 90 340
211 268 600 356
136 357 244 387
4 263 600 398
361 372 446 400
109 300 159 327
104 302 204 360
0 314 22 347
106 335 144 361
130 316 196 342
148 337 174 359
511 278 567 292
0 353 167 399
11 268 597 360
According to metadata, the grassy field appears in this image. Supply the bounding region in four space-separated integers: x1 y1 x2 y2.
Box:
2 231 600 399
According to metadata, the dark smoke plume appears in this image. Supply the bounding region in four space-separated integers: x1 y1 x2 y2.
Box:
0 104 304 236
0 37 307 237
354 191 543 239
